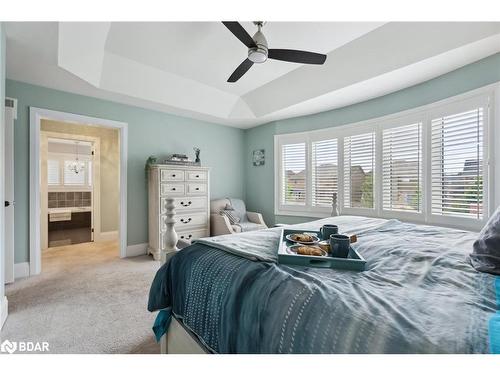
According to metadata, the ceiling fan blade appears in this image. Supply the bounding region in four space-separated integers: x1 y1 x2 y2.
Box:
227 58 253 83
268 49 327 65
222 22 256 48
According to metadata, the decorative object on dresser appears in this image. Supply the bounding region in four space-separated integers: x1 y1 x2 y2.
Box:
164 151 201 167
210 198 267 236
147 164 210 260
193 147 201 164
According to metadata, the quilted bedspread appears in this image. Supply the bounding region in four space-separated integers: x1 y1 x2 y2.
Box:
148 216 499 353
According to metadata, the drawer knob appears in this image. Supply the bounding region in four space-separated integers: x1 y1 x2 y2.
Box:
196 175 200 178
180 218 192 223
195 187 200 191
172 187 176 191
180 201 192 207
180 234 193 240
172 174 176 177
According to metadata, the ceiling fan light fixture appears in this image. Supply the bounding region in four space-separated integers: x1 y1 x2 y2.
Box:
248 47 267 63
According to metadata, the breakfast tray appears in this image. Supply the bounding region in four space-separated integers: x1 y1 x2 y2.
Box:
277 229 366 271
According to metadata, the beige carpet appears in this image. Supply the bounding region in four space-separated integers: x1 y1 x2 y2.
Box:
0 241 161 354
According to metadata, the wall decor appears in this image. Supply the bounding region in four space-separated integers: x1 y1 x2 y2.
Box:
253 149 265 166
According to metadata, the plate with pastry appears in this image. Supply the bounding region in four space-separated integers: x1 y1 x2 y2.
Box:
287 244 327 257
285 233 320 245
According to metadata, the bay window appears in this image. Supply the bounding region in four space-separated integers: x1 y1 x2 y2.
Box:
275 89 492 230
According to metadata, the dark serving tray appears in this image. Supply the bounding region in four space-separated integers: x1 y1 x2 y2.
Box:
277 229 366 271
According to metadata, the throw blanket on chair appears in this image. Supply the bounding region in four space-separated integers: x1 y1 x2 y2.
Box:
229 198 266 232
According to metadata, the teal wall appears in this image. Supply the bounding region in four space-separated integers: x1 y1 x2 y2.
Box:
244 52 500 226
7 52 500 264
7 80 246 263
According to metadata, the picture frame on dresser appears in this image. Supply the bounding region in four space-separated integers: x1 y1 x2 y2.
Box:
147 164 210 260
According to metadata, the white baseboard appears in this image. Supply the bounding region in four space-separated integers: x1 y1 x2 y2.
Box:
126 243 148 257
14 262 30 280
1 296 8 330
97 231 119 242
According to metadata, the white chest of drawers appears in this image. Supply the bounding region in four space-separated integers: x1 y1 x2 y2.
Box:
148 164 210 260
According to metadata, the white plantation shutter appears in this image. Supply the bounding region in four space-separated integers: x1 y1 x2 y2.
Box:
47 159 60 185
281 143 307 205
382 123 422 212
344 132 375 209
312 139 338 207
431 108 484 219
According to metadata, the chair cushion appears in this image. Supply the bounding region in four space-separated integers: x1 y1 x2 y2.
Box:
220 209 240 225
236 222 267 232
469 205 500 275
229 198 248 223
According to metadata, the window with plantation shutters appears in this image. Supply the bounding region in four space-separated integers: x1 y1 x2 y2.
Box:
281 142 307 205
275 91 491 229
382 123 422 212
312 139 338 207
344 132 375 209
431 108 484 219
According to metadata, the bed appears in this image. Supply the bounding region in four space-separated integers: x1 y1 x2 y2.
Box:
148 209 500 354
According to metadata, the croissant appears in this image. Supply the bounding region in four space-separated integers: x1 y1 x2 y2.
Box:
292 234 314 242
296 246 323 256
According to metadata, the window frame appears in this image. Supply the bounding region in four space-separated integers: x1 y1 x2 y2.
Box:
274 85 496 231
47 151 93 192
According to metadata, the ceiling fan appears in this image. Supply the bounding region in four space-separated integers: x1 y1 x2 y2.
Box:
222 21 327 83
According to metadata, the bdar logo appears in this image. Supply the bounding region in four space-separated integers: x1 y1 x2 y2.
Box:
1 340 17 354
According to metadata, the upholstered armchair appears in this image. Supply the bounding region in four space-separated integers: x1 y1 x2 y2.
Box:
210 198 267 236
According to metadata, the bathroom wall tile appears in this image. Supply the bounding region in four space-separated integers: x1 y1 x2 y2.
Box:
74 192 82 200
57 192 65 200
82 199 91 207
83 192 91 200
67 192 74 200
48 192 57 200
48 200 57 208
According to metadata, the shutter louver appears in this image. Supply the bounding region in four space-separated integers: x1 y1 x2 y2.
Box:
382 123 422 212
312 139 338 207
47 159 60 185
431 108 484 219
344 132 375 209
282 143 306 205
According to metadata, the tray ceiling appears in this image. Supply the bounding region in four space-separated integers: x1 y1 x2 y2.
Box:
5 22 500 128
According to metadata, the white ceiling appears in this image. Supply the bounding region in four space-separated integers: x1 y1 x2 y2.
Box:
5 22 500 128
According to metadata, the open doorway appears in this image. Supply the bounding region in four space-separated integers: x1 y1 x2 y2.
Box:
42 135 99 249
30 108 128 275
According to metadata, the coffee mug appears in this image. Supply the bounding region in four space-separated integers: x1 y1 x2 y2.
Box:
320 224 338 240
330 234 350 258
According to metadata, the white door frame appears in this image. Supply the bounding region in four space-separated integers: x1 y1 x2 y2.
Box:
4 100 16 283
41 132 101 250
30 107 128 275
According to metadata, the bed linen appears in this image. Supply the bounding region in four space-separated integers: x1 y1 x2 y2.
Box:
148 216 500 353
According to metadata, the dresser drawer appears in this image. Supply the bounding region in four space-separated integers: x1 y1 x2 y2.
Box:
161 213 206 230
160 196 207 213
176 213 207 228
160 169 185 181
186 183 207 194
160 183 185 195
186 170 207 181
177 228 208 243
